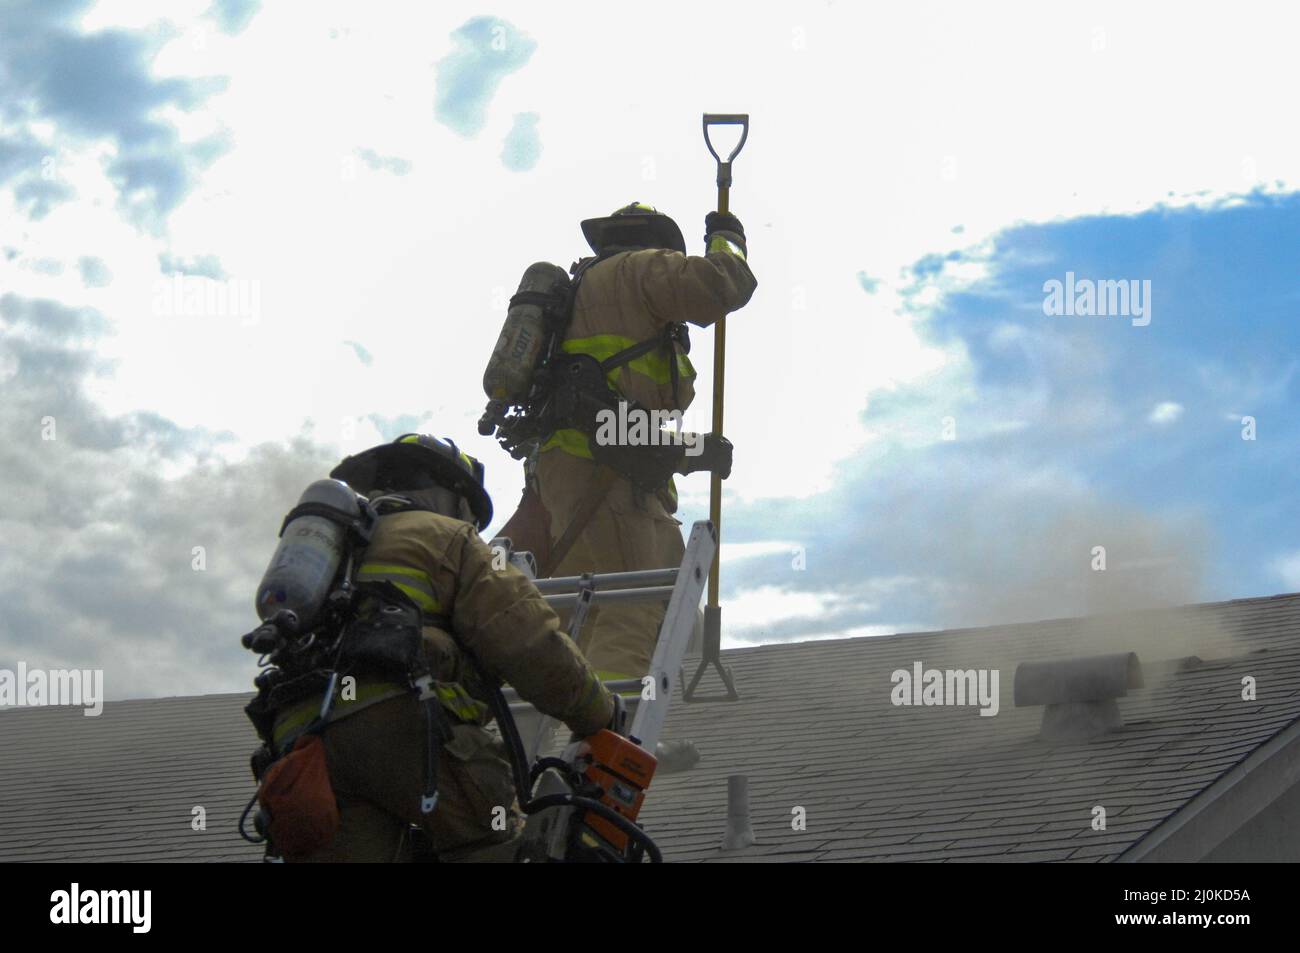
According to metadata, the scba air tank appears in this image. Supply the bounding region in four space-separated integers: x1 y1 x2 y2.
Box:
254 479 364 630
482 261 571 404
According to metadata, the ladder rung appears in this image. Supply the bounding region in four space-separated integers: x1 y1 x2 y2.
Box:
501 678 642 706
533 567 678 594
544 585 675 609
509 694 643 720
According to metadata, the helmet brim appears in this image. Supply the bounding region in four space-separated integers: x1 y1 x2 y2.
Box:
580 213 686 256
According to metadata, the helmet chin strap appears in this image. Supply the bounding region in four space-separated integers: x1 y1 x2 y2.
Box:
456 498 476 524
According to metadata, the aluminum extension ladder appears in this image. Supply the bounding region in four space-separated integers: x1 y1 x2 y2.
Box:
491 519 718 861
490 519 718 763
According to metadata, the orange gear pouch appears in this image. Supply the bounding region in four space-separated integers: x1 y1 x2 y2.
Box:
258 733 340 858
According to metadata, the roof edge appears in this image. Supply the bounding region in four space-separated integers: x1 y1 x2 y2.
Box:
717 590 1300 660
1117 712 1300 862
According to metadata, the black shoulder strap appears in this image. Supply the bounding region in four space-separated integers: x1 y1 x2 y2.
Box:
554 255 687 404
598 323 687 405
561 256 599 321
597 324 678 373
534 256 599 370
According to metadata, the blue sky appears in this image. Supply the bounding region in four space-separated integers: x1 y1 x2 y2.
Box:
926 192 1299 552
713 191 1299 642
0 0 1297 697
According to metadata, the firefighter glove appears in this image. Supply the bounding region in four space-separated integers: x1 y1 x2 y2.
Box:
678 433 733 479
704 211 747 259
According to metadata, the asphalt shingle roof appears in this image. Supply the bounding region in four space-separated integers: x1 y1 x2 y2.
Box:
3 591 1298 862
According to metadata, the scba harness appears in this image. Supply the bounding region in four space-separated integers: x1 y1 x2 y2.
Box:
239 484 668 864
479 253 693 492
240 497 459 859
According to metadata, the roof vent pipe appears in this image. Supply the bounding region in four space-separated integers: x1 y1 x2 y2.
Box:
721 775 756 850
1014 652 1143 742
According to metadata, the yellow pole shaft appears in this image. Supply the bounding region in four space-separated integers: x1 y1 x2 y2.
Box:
707 185 729 608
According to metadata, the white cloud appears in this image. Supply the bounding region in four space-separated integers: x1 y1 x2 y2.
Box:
718 540 802 565
1148 401 1184 424
1272 552 1300 592
721 586 850 632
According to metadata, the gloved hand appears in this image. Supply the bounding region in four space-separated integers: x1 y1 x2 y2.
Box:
570 693 626 748
607 693 627 735
591 441 681 493
705 211 745 239
704 211 747 258
677 433 733 479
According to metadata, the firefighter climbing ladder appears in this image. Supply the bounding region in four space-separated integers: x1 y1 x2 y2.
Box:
492 518 718 763
492 520 716 861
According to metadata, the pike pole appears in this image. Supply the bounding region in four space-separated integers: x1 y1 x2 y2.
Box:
684 113 748 702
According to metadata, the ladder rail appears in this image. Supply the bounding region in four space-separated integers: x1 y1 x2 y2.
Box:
627 520 716 751
498 520 717 761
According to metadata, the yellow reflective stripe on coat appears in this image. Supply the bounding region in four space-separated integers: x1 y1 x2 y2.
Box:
271 679 408 751
270 679 490 751
707 235 746 260
355 562 442 614
434 682 491 723
675 350 694 381
562 335 684 388
540 427 593 458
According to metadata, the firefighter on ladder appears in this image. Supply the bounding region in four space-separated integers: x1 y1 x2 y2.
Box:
502 203 756 689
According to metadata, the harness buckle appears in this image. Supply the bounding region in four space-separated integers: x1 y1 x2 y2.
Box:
414 674 437 702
